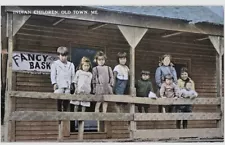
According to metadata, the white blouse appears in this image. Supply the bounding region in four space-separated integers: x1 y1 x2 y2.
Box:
113 64 129 80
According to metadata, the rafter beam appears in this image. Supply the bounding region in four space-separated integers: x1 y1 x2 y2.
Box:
88 23 107 30
52 18 65 26
162 32 183 38
195 37 209 41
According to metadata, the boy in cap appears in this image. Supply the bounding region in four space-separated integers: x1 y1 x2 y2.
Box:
135 70 154 113
160 74 179 112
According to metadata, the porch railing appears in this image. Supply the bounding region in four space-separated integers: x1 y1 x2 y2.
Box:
8 91 223 141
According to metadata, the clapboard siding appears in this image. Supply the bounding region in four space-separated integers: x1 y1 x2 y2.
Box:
13 18 221 141
15 72 58 141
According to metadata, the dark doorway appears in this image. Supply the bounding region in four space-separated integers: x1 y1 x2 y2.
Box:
174 63 187 79
71 47 97 70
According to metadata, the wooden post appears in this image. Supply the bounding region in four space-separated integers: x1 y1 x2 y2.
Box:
129 47 135 94
209 36 224 137
10 72 16 141
101 102 107 133
105 121 112 139
58 122 63 141
78 121 84 140
62 105 70 137
117 25 148 140
217 38 223 137
129 47 136 140
78 106 85 140
4 12 14 142
58 103 63 141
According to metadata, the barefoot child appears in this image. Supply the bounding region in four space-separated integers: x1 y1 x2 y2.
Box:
92 51 114 113
113 52 129 112
70 57 92 112
135 70 154 113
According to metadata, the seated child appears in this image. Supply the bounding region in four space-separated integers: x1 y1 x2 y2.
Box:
160 74 179 112
179 81 198 99
135 70 154 113
175 81 198 129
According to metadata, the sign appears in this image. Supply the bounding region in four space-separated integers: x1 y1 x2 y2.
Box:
12 51 58 72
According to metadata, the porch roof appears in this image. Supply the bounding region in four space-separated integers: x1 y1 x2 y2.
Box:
89 6 224 25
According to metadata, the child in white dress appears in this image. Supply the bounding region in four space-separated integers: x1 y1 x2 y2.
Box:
70 57 92 112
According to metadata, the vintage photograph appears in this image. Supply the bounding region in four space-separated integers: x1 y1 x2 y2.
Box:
1 5 224 142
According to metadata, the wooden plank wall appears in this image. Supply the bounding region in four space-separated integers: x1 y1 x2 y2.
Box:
15 73 58 141
13 18 220 141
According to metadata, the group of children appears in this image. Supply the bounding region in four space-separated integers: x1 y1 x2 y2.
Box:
51 46 198 129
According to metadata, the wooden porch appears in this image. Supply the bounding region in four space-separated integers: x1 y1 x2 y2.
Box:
5 91 224 142
1 6 224 142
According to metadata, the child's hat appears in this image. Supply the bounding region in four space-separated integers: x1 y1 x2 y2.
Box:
141 70 150 75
